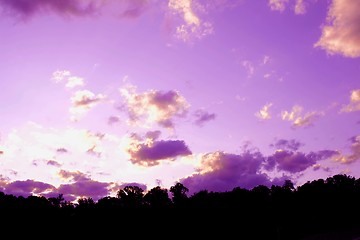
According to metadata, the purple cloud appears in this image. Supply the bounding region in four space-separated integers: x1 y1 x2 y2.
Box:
108 116 120 125
193 109 216 127
128 139 192 167
3 179 55 197
270 139 303 151
0 0 101 20
180 151 272 195
57 179 110 202
266 150 339 173
46 160 62 167
120 0 149 19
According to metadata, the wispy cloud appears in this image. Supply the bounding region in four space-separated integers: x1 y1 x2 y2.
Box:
281 105 323 128
294 0 307 15
193 109 216 127
0 0 103 20
268 0 289 12
314 0 360 58
341 89 360 113
52 70 84 89
255 103 273 120
334 136 360 164
167 0 214 43
70 90 105 121
270 138 304 151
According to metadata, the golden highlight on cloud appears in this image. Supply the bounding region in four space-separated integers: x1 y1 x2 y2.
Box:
334 136 360 164
120 84 190 129
341 89 360 113
167 0 213 42
294 0 306 15
315 0 360 58
255 103 273 120
281 105 323 128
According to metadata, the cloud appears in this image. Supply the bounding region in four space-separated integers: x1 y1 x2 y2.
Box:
0 0 103 20
2 179 56 197
266 149 339 173
108 116 121 126
314 0 360 58
180 151 272 195
268 0 289 12
52 70 85 89
341 89 360 112
193 109 216 126
294 0 306 15
46 160 62 167
270 139 303 151
119 0 150 19
57 178 110 202
334 136 360 164
281 105 323 128
166 0 214 42
241 60 255 78
127 133 192 167
120 85 190 129
255 103 273 120
70 90 105 121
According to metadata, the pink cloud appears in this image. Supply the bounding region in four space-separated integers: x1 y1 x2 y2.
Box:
315 0 360 58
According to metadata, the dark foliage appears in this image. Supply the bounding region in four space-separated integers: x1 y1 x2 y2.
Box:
1 174 360 239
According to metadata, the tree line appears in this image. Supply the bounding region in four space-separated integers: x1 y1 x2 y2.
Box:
1 174 360 239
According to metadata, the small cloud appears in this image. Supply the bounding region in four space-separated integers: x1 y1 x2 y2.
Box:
281 105 323 128
262 55 271 65
120 84 190 129
294 0 307 15
270 139 303 151
127 134 192 167
108 116 121 126
46 160 61 167
255 103 273 120
314 0 360 58
241 60 255 78
52 70 84 89
268 0 289 12
340 89 360 113
70 89 105 121
193 109 216 127
167 0 214 43
333 136 360 164
56 148 68 154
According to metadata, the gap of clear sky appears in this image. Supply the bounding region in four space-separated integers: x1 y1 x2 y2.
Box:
0 0 359 202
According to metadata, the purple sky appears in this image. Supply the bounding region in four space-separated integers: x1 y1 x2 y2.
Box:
0 0 359 201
